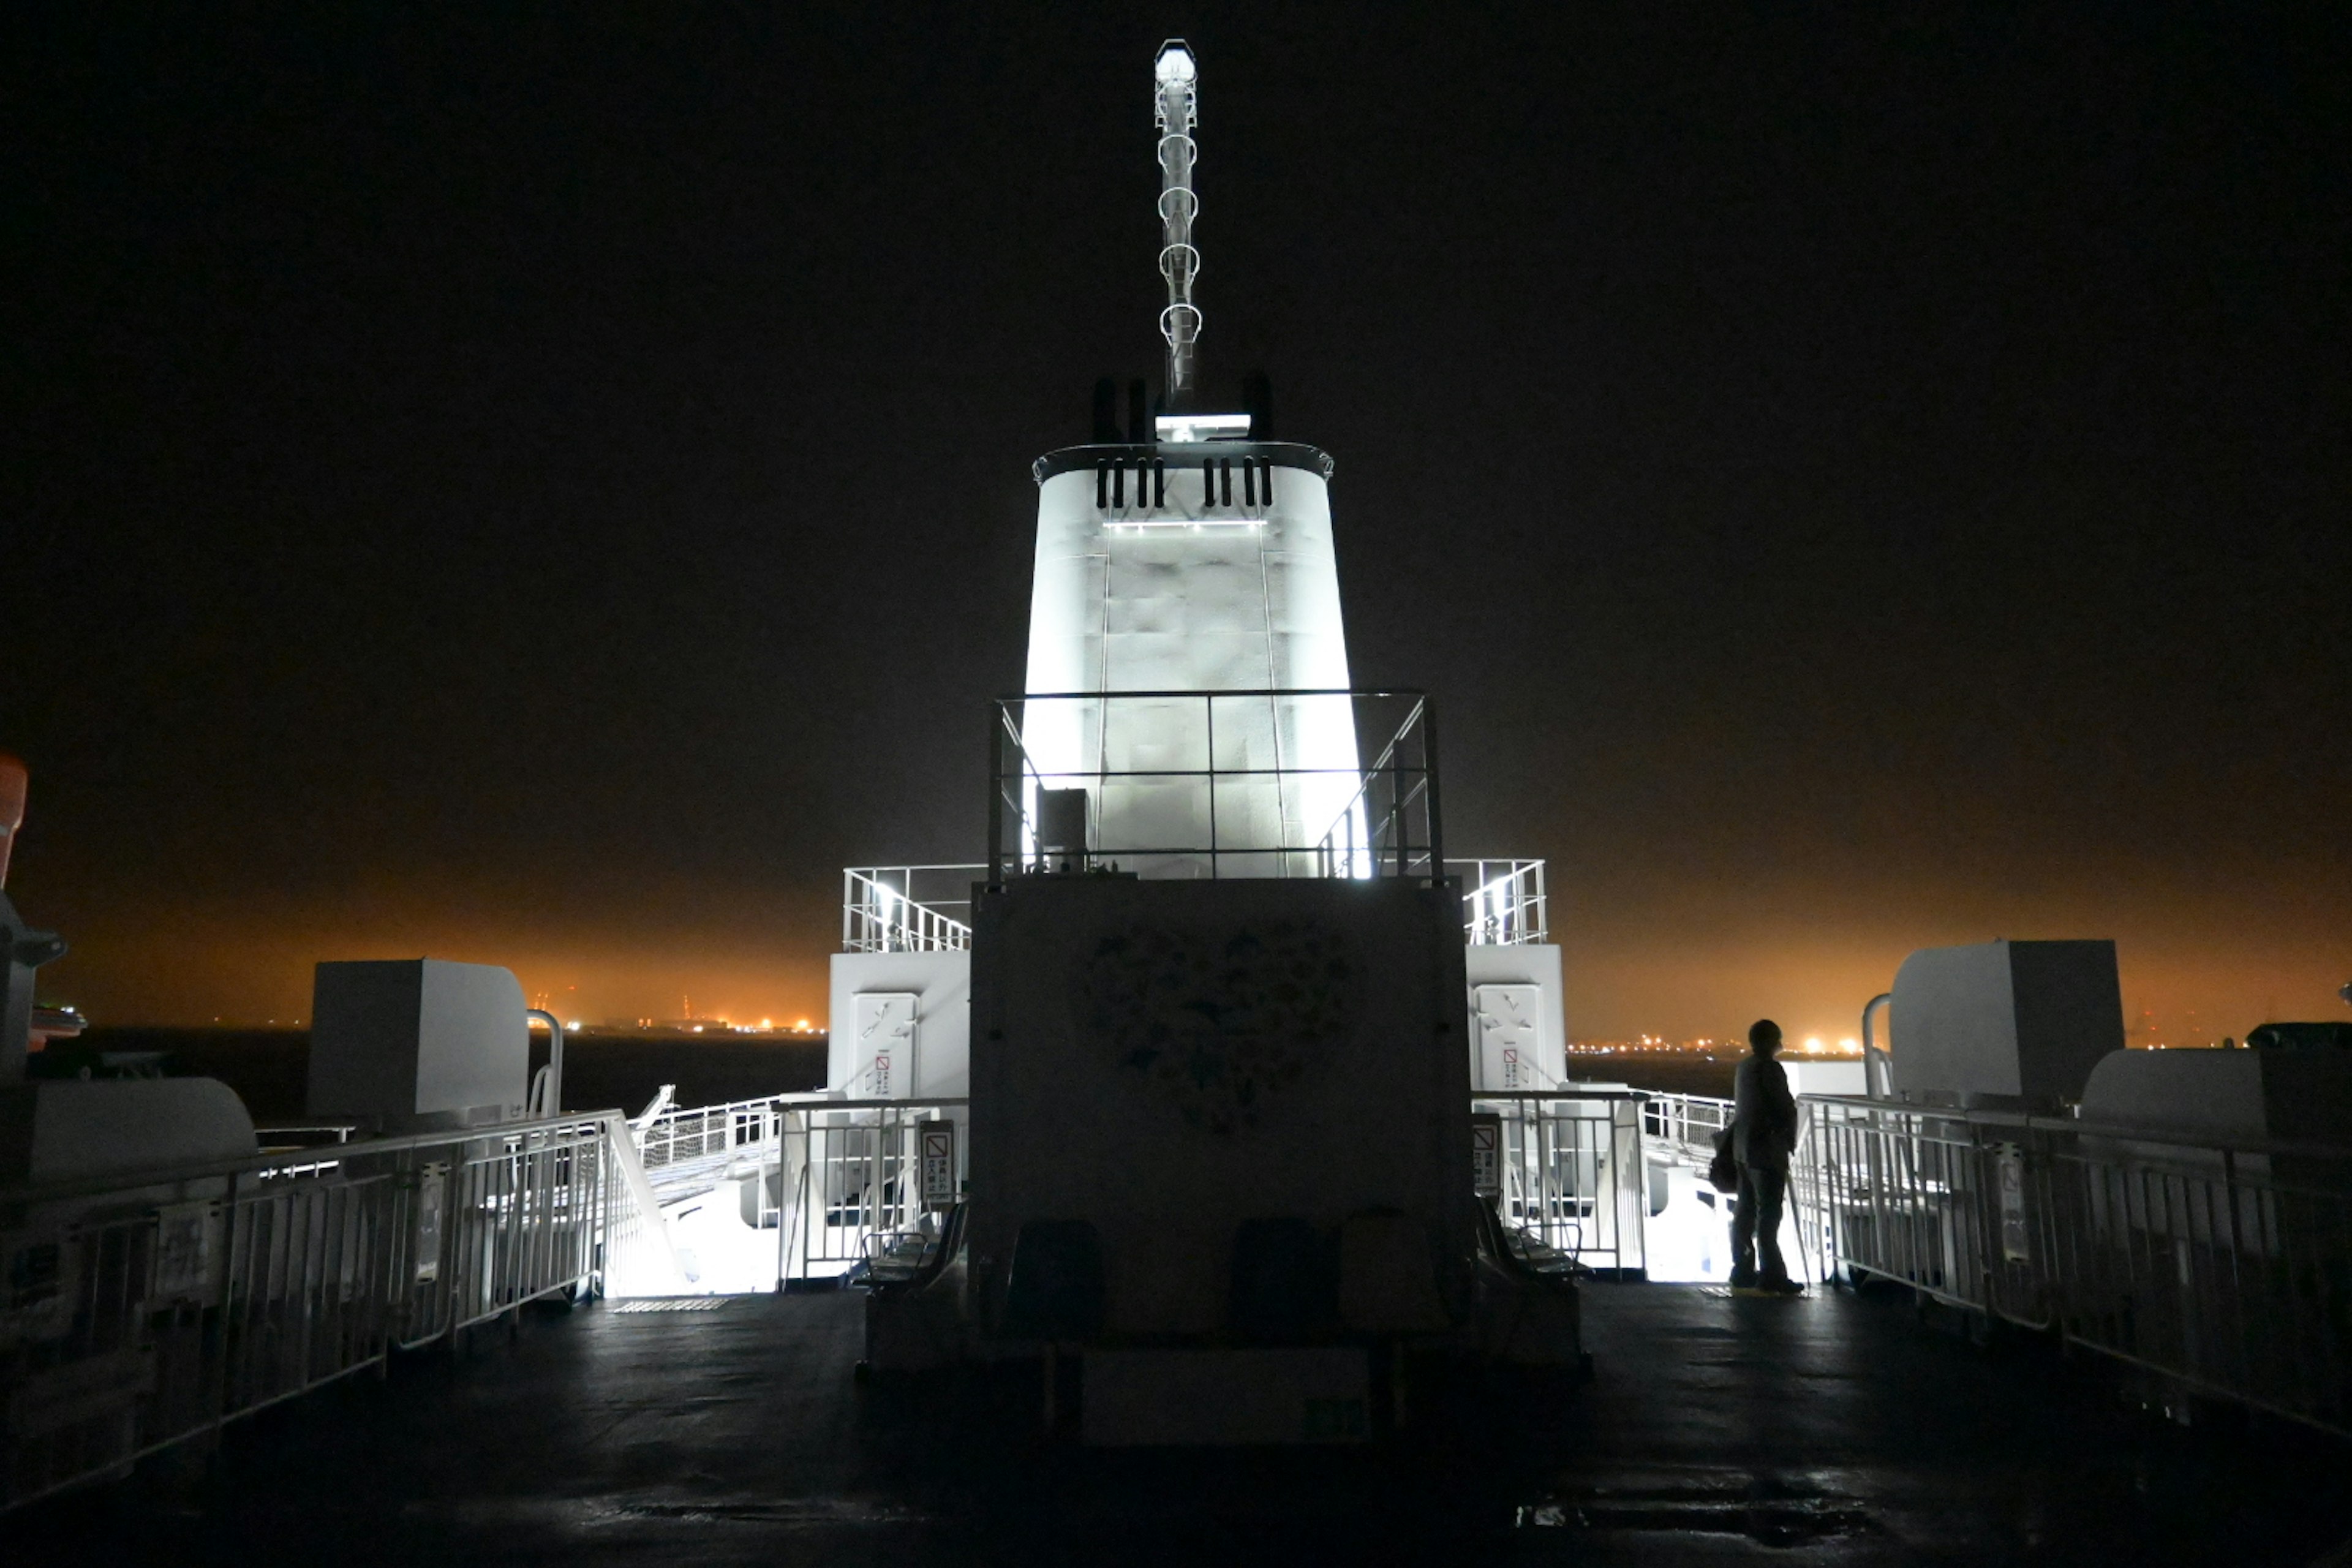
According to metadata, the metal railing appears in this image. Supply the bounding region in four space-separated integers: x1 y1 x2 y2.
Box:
769 1101 967 1283
630 1093 970 1287
988 688 1440 883
1644 1091 1735 1167
1477 1090 1651 1276
1802 1097 2352 1436
0 1111 662 1513
839 856 1549 954
635 1093 789 1199
841 866 978 953
1453 858 1548 946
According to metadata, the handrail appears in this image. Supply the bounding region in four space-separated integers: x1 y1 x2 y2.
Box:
1 1107 622 1512
1472 1087 1653 1102
1860 993 1892 1098
1799 1088 2352 1436
526 1009 565 1116
842 865 976 953
1800 1091 2352 1163
992 688 1438 883
0 1107 627 1205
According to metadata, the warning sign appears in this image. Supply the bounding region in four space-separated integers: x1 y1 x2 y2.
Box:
920 1122 959 1210
1470 1113 1504 1199
1997 1144 2029 1264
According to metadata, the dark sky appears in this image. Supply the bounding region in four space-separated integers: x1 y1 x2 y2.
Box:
6 4 2347 1042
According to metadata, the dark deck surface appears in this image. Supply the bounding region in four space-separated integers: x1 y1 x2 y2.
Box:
21 1281 2352 1566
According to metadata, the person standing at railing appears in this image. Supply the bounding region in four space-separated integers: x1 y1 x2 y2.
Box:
1730 1019 1803 1295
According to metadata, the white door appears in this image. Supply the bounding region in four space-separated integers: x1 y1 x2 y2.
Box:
853 993 919 1099
1473 984 1545 1093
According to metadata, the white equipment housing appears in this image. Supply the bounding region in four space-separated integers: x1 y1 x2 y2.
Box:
307 959 530 1128
1022 445 1365 877
2079 1047 2352 1144
0 1079 257 1185
1888 940 2124 1106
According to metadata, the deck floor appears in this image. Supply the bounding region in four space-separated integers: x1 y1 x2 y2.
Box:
19 1280 2352 1566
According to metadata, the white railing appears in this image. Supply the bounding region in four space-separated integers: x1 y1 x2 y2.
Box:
767 1101 967 1284
1643 1091 1735 1166
0 1111 641 1513
841 866 978 953
1450 858 1548 946
1800 1096 2352 1437
635 1092 790 1199
1476 1090 1650 1276
842 859 1547 952
630 1092 969 1287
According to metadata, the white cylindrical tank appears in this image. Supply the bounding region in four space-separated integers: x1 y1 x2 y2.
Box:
1022 442 1365 878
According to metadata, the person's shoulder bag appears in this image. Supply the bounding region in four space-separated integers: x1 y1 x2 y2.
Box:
1708 1126 1740 1194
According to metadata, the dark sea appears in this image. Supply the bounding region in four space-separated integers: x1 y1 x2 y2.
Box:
40 1029 1734 1120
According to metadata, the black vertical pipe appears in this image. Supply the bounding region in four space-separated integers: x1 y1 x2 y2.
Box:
1091 378 1121 443
1128 379 1149 445
1242 370 1273 440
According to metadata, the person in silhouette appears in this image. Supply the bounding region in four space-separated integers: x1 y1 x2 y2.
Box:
1730 1018 1803 1295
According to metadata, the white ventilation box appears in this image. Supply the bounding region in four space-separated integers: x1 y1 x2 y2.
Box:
307 959 529 1126
1888 940 2123 1105
2079 1047 2352 1145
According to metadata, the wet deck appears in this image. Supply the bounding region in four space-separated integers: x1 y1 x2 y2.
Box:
20 1280 2352 1566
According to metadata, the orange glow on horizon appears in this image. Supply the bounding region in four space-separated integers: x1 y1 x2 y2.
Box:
20 875 2345 1051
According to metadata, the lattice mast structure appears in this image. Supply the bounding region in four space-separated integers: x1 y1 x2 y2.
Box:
1154 41 1202 410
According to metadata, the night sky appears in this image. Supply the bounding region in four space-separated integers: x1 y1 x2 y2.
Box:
6 6 2346 1044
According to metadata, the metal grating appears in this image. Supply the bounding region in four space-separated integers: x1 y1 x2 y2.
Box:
608 1297 727 1314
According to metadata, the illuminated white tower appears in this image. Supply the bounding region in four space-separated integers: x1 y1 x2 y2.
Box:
1020 40 1366 878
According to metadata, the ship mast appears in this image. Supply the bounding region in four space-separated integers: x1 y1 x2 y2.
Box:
1154 40 1201 411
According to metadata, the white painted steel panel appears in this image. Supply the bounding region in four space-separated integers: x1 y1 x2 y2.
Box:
1889 940 2122 1102
826 952 970 1098
849 993 918 1101
1022 458 1363 876
1474 984 1545 1093
1464 944 1568 1091
307 959 529 1121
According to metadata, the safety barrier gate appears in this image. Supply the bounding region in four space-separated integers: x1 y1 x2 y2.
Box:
1474 1091 1650 1276
631 1093 970 1286
1803 1096 2352 1438
0 1112 670 1513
